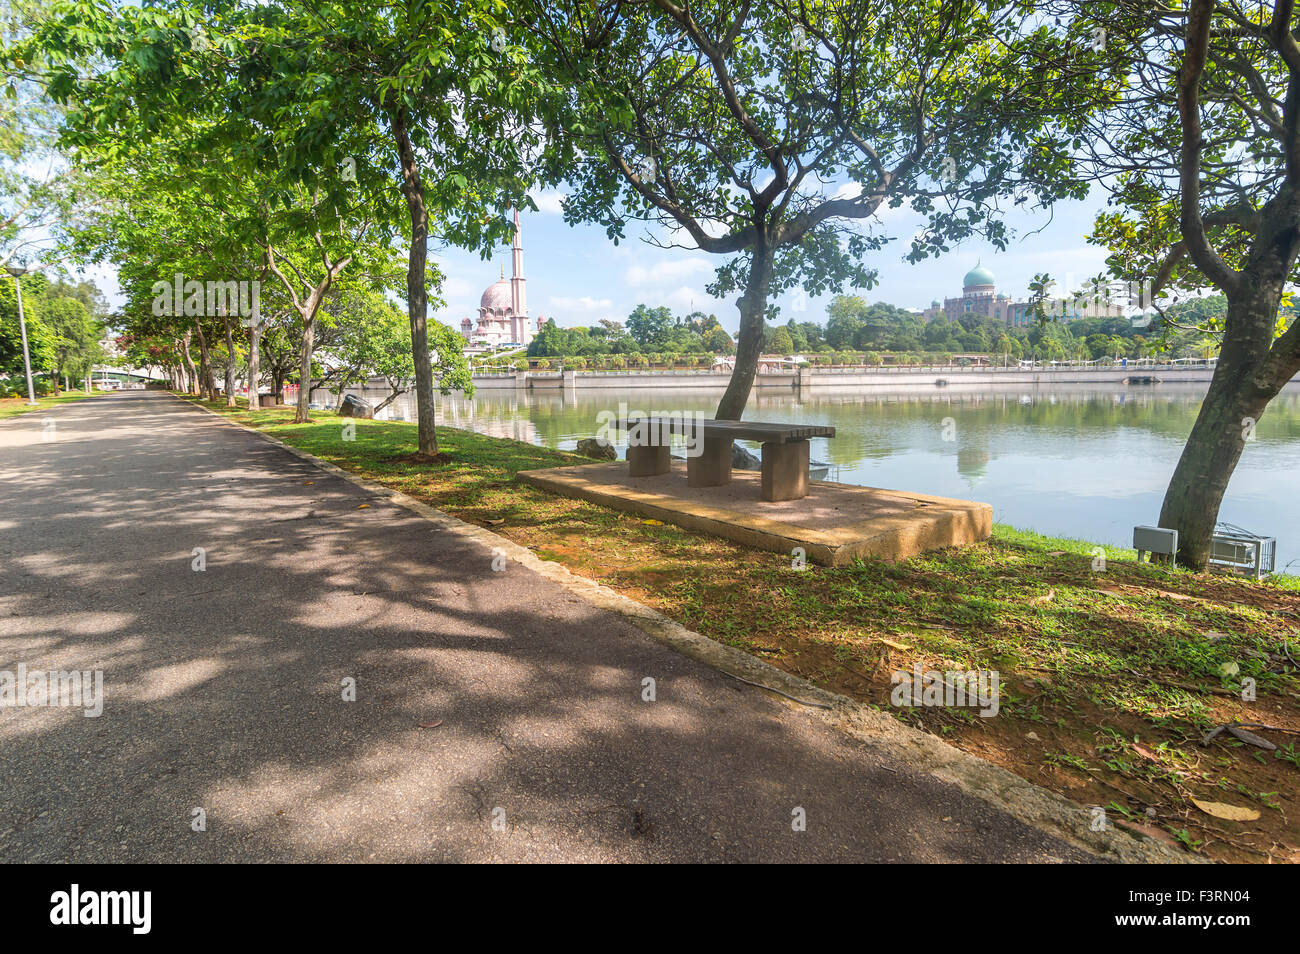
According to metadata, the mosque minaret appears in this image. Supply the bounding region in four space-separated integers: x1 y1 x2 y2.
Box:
460 209 543 348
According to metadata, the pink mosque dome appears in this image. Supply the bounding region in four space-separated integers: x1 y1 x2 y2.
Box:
462 210 537 347
479 277 513 314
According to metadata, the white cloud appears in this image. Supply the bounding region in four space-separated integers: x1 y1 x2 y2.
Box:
663 285 718 313
625 257 713 286
528 188 568 215
548 295 614 318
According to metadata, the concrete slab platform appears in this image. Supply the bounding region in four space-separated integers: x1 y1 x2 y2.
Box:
517 461 992 566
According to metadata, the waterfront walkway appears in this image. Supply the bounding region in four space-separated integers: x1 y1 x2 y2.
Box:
0 392 1091 862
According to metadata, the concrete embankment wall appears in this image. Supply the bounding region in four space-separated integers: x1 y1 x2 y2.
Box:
794 367 1217 387
469 366 1222 390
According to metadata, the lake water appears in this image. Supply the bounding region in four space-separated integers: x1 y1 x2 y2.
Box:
322 382 1300 572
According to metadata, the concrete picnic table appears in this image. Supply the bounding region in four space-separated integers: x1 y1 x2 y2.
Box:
619 415 835 502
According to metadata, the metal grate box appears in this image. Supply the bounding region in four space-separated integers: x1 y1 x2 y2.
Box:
1209 523 1276 579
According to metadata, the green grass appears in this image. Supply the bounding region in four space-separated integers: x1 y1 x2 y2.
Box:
183 394 1300 861
0 389 105 420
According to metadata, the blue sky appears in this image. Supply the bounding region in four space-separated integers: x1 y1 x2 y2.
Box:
429 186 1116 334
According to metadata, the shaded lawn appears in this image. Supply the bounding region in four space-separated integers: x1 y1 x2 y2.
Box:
185 396 1300 862
0 389 104 420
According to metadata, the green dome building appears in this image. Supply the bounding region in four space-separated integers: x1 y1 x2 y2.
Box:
962 263 996 290
922 260 1035 328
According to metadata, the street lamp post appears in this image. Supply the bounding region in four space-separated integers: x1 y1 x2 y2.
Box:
4 265 38 405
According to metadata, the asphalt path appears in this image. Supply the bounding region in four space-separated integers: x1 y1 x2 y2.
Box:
0 391 1093 862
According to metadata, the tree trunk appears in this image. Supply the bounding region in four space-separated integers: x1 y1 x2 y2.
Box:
295 316 316 423
715 241 774 420
180 331 199 395
194 320 218 401
223 313 238 407
392 107 439 456
196 327 209 396
1157 293 1279 568
247 319 261 409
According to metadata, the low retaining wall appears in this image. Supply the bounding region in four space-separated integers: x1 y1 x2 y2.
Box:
796 366 1218 387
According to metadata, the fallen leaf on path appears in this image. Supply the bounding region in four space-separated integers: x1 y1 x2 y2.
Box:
302 480 314 485
1133 743 1160 761
1190 798 1260 822
357 504 369 509
876 637 914 651
419 720 443 729
641 519 664 525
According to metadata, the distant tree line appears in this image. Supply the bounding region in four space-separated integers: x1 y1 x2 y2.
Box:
824 293 1263 362
527 306 735 358
0 273 105 396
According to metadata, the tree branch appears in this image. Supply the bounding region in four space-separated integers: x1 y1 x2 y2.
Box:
1177 0 1244 294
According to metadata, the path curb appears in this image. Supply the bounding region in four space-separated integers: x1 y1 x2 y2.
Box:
182 396 1198 864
